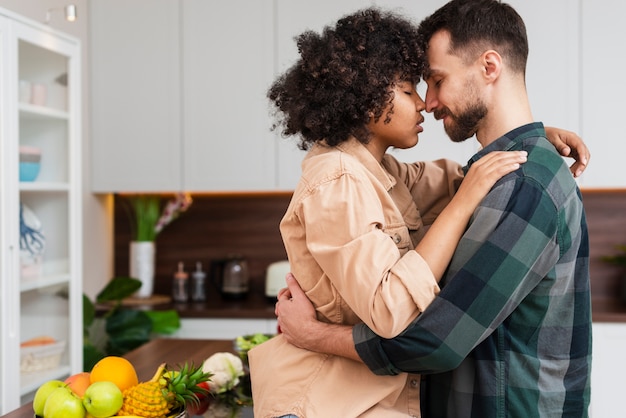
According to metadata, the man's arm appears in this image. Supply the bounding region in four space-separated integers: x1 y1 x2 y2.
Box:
276 274 360 362
280 174 564 376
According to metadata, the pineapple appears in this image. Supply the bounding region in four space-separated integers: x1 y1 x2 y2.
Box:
118 362 212 418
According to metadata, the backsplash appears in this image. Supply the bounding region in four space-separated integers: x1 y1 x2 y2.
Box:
114 189 626 314
114 193 292 297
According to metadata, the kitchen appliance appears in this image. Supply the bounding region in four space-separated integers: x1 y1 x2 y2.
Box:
211 255 249 299
265 260 291 299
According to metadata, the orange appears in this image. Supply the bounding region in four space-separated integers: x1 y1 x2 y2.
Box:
90 356 139 391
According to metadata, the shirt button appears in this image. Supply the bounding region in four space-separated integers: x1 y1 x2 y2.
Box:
393 234 401 244
410 379 418 387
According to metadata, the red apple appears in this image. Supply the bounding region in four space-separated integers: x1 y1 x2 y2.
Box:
187 381 212 415
187 394 212 416
195 381 211 399
65 372 91 398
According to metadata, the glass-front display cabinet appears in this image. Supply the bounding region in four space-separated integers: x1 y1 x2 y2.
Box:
0 8 82 414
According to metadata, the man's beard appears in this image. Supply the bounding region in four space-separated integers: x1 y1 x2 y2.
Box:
435 101 487 143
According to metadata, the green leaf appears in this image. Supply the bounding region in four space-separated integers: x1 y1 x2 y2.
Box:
96 276 142 303
145 310 181 335
132 195 161 241
105 309 153 356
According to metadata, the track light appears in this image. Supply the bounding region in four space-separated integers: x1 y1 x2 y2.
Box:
45 4 77 24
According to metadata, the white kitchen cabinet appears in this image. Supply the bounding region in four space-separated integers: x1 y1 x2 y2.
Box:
0 8 82 413
590 323 626 417
90 0 277 193
181 0 276 191
171 318 278 340
90 0 616 191
90 0 182 192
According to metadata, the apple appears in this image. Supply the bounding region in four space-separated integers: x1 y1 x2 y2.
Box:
43 386 86 418
187 394 212 416
65 372 91 397
82 381 123 418
33 379 66 416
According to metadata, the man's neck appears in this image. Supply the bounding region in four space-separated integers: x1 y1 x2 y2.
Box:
475 80 533 148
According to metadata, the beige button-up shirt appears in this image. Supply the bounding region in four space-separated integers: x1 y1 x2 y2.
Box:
250 138 463 417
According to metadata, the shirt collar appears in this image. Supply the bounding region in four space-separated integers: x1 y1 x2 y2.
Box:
310 137 396 190
463 122 545 174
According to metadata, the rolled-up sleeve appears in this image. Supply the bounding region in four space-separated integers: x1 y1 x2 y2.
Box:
354 177 560 374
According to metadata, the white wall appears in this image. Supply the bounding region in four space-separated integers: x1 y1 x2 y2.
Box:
0 0 112 298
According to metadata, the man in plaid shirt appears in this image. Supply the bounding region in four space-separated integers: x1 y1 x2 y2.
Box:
275 0 592 416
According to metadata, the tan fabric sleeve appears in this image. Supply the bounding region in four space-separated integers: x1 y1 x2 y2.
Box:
297 167 439 339
383 157 464 227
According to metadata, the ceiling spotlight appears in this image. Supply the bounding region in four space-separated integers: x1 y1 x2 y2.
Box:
65 5 77 22
45 4 77 24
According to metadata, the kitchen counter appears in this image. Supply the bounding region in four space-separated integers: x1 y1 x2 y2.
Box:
3 339 253 418
103 288 626 323
97 282 277 320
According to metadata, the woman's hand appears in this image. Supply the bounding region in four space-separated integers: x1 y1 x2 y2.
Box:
544 126 590 177
415 150 527 280
457 150 527 202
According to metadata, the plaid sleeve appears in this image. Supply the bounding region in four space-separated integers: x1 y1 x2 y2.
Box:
355 176 561 375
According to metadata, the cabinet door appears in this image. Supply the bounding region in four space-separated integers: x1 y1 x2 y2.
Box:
181 0 276 191
90 0 182 192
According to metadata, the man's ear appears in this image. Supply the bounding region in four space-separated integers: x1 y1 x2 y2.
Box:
481 50 502 82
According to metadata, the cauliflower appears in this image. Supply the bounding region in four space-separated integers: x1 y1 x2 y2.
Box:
202 352 244 394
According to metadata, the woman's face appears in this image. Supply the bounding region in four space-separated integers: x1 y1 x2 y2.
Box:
365 81 426 159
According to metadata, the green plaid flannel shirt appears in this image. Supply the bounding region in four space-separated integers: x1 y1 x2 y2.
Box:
354 123 592 418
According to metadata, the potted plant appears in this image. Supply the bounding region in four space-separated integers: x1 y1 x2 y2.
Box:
83 276 181 371
123 193 192 298
602 244 626 303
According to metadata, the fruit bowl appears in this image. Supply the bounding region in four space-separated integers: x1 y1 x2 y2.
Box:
35 408 189 418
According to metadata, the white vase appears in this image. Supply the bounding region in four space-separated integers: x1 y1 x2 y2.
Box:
130 241 156 298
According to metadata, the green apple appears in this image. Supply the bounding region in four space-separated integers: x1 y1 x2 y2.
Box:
43 386 86 418
82 381 123 418
32 379 66 416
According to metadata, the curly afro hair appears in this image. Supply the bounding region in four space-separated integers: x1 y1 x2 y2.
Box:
268 7 425 150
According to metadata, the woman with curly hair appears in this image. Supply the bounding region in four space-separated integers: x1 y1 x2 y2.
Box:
248 7 527 417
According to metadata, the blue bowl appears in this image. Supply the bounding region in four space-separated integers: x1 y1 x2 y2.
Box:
19 162 40 182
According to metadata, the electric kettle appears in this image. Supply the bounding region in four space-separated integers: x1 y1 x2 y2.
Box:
210 255 249 299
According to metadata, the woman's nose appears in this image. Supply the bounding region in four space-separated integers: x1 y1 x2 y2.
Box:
416 94 426 112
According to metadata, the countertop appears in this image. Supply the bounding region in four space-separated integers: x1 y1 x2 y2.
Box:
105 289 626 323
97 278 626 323
4 339 253 418
98 282 277 320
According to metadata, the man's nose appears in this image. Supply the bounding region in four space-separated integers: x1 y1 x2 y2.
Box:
425 89 437 113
